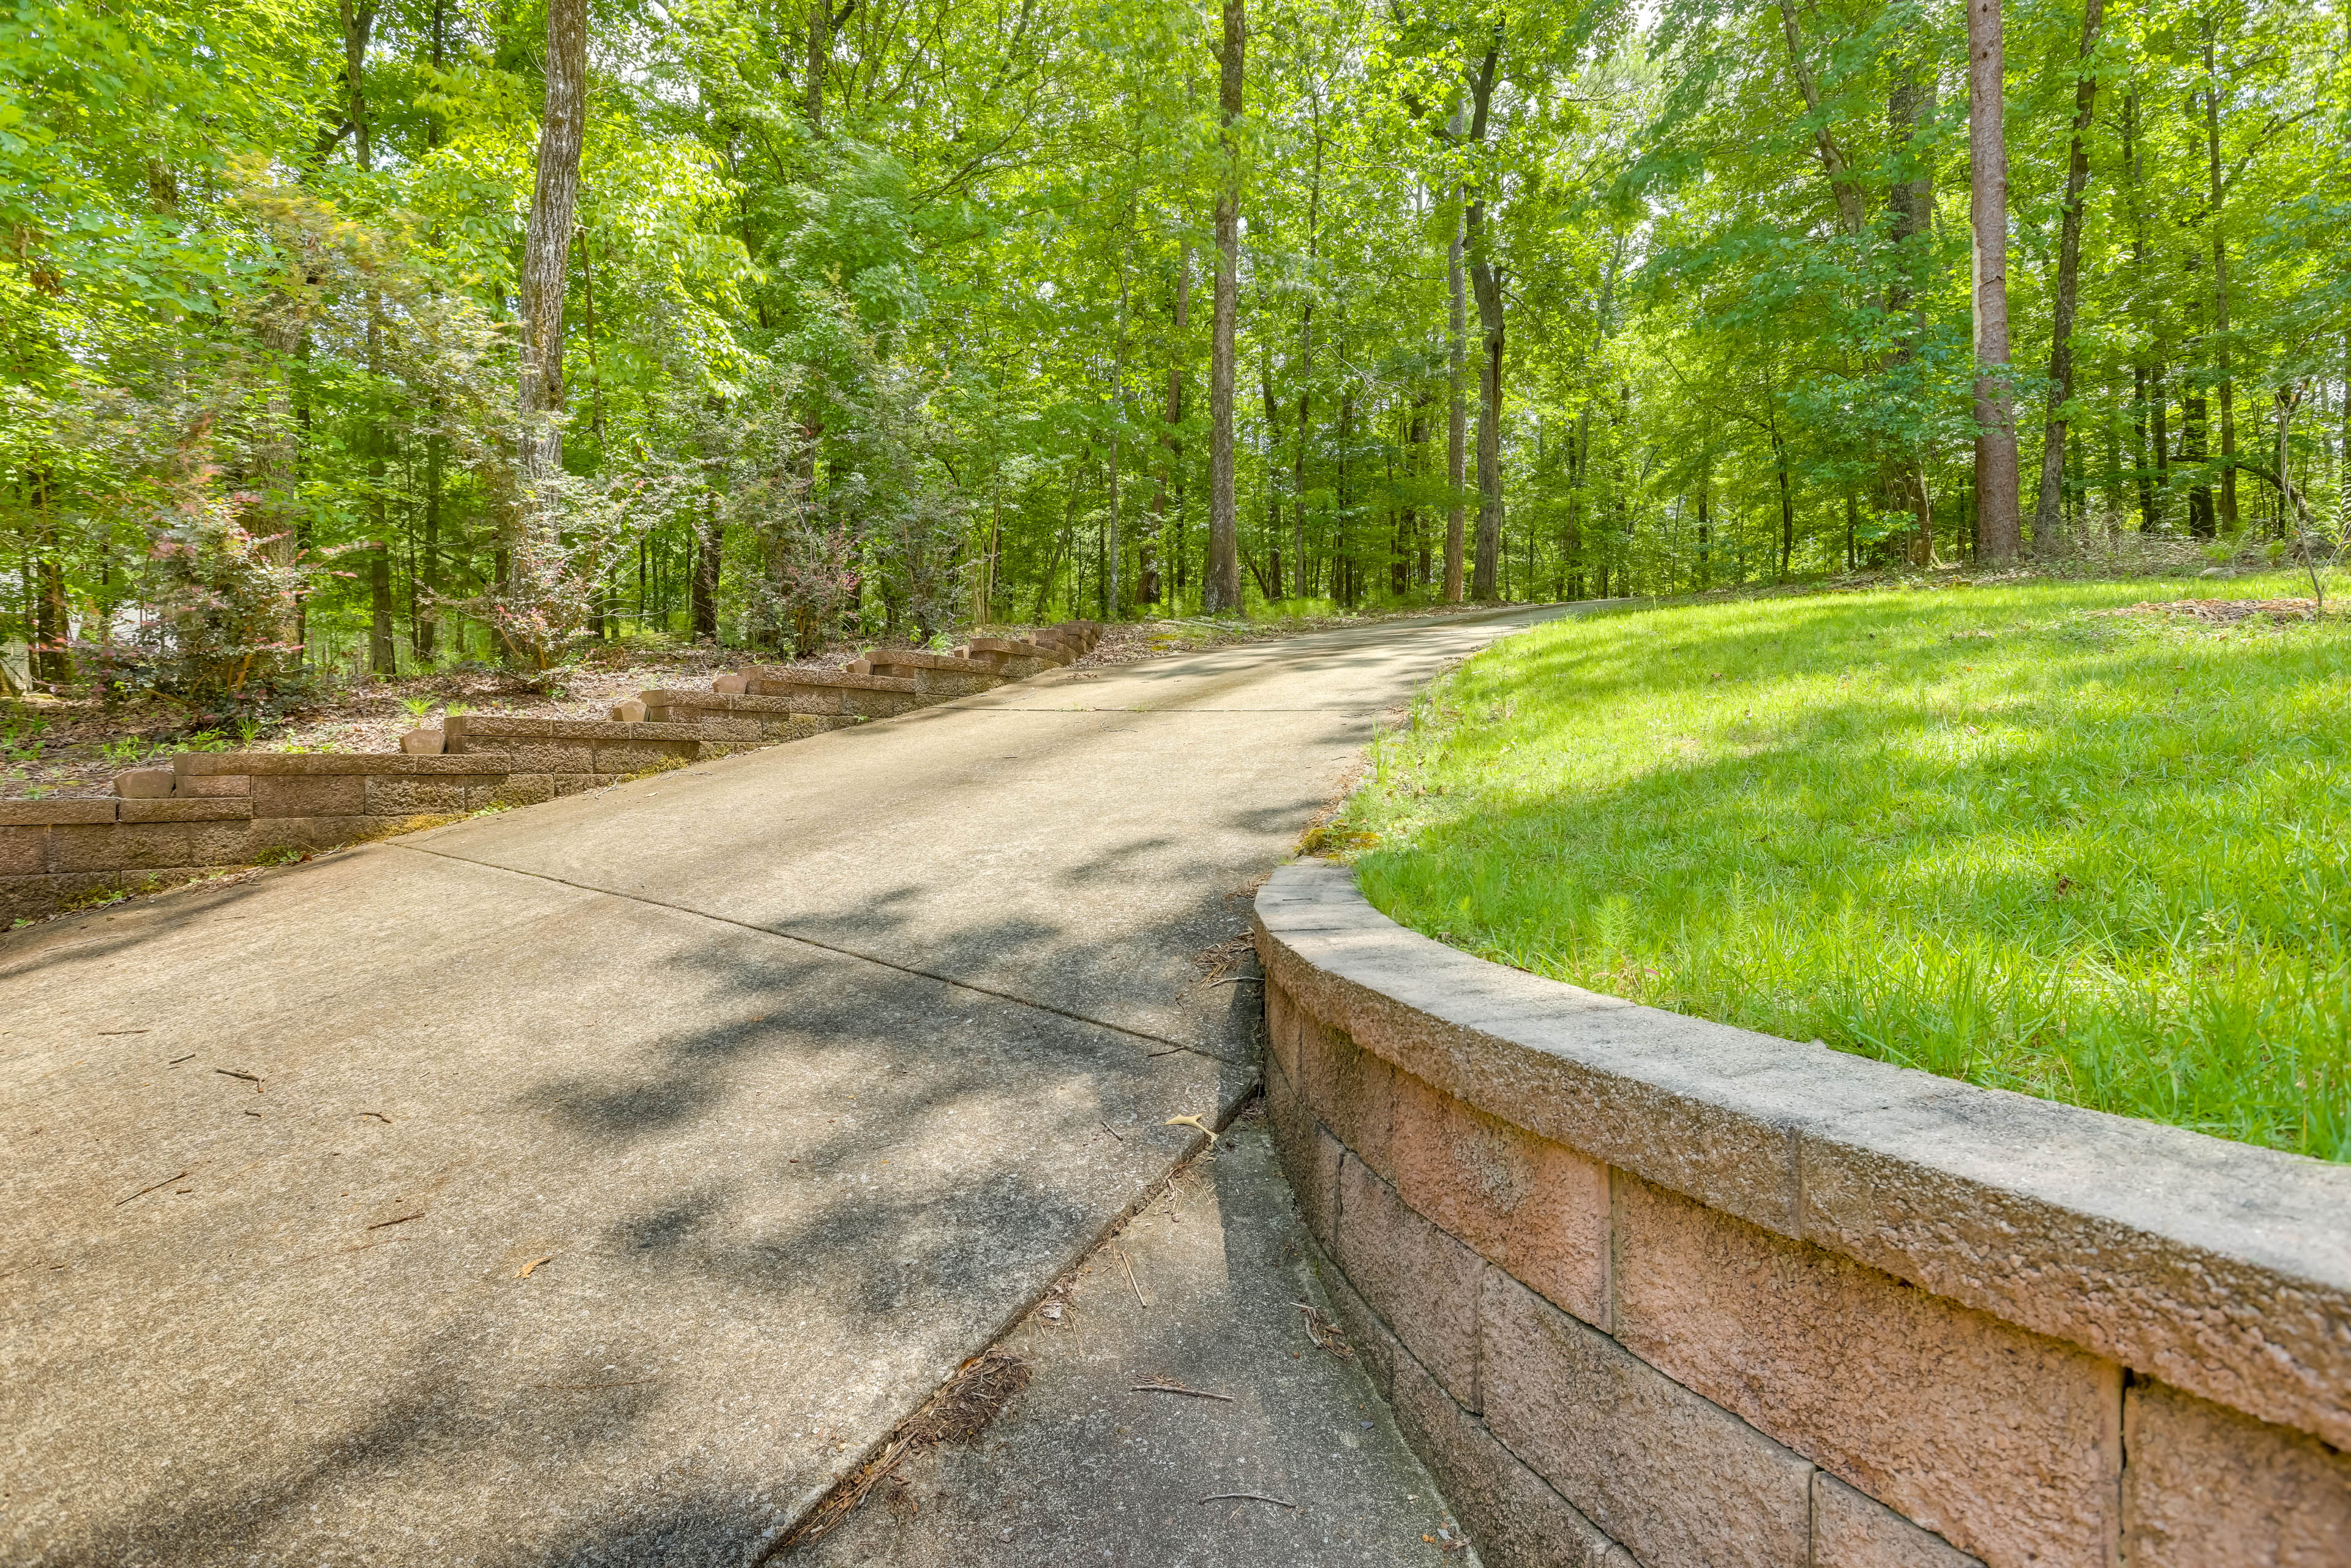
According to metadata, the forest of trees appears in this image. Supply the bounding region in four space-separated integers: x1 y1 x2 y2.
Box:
4 0 2347 698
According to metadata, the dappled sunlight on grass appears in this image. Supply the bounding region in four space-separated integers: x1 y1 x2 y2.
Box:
1341 575 2351 1161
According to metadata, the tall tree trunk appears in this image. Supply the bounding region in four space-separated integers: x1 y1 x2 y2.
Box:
517 0 587 490
1144 250 1189 605
1968 0 2022 560
1469 253 1503 599
2341 332 2350 536
1108 248 1130 618
1259 360 1286 597
2203 24 2238 533
1772 426 1796 579
694 491 721 639
1695 456 1712 587
1886 66 1935 561
419 430 441 659
1203 0 1245 614
2031 0 2102 553
1291 111 1324 601
1444 112 1467 604
340 0 398 676
804 0 855 132
1463 37 1503 600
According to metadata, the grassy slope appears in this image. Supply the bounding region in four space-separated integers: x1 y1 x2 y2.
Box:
1338 575 2351 1161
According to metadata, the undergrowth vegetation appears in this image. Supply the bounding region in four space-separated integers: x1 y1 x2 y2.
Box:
1339 576 2351 1161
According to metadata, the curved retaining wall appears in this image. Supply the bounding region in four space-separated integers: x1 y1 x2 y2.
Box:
1253 860 2350 1568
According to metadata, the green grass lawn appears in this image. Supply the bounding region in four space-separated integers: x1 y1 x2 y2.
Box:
1335 574 2351 1161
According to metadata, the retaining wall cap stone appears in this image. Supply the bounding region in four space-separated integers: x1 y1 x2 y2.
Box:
732 667 920 693
1253 859 2351 1453
118 798 253 823
863 648 993 673
443 716 554 738
449 716 706 743
0 800 119 825
175 752 523 776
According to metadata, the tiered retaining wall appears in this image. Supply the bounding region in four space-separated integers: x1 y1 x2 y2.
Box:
0 624 1098 924
1254 860 2351 1568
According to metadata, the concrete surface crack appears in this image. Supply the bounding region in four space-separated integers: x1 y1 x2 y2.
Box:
392 843 1250 1067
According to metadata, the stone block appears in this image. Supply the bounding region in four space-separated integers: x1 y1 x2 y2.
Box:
444 716 553 739
1480 1268 1815 1568
840 688 927 718
610 698 648 722
176 771 249 797
1264 977 1302 1088
0 799 116 825
0 825 47 877
399 727 444 756
446 739 594 773
713 672 750 694
1812 1474 1982 1568
48 822 144 872
1390 1343 1627 1568
1300 1016 1396 1181
1277 1103 1341 1259
1335 1153 1483 1409
249 815 378 852
252 773 367 818
1310 1239 1397 1400
50 822 252 873
113 768 175 798
489 775 557 808
1613 1176 2121 1568
2120 1378 2351 1568
1 871 76 921
1263 1040 1313 1185
363 776 473 816
1393 1071 1610 1326
591 740 697 775
550 774 598 797
118 798 251 823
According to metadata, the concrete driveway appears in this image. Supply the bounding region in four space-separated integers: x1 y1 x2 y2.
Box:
1 607 1568 1566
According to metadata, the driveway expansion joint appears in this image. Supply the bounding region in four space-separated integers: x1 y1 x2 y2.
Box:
394 841 1256 1068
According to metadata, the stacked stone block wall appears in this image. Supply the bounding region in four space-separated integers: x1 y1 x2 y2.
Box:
1 622 1101 925
1254 860 2351 1568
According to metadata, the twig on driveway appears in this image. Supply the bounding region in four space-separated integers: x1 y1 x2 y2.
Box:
1134 1380 1232 1402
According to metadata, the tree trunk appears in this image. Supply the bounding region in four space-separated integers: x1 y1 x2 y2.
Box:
2031 0 2102 554
339 0 399 677
1886 67 1935 561
1775 0 1866 237
1772 427 1795 579
1695 457 1712 587
1108 253 1129 618
517 0 587 488
1203 0 1245 614
1444 111 1468 604
1463 39 1503 601
1144 250 1189 606
2203 24 2238 533
694 492 721 639
1470 258 1503 599
1967 0 2022 561
1292 333 1310 602
419 431 441 659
